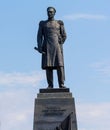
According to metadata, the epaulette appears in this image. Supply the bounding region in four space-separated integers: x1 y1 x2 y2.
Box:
39 20 44 26
58 20 64 25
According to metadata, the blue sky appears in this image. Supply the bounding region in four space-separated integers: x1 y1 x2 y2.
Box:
0 0 110 130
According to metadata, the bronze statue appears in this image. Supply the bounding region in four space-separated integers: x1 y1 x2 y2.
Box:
35 7 67 88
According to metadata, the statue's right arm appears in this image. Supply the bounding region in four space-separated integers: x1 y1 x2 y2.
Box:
37 21 43 53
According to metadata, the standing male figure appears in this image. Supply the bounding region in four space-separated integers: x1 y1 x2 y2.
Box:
37 7 67 88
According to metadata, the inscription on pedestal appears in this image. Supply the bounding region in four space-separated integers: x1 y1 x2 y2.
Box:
42 106 66 116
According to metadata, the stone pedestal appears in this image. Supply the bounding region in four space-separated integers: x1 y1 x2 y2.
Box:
33 88 78 130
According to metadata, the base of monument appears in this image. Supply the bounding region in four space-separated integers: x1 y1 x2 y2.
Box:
33 88 78 130
39 88 69 93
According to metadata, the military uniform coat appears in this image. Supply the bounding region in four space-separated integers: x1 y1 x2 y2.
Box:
37 19 67 69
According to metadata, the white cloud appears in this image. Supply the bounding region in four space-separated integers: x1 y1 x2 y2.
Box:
63 14 108 21
0 89 110 130
0 71 45 87
0 71 45 130
91 61 110 77
77 102 110 130
0 89 34 130
0 69 109 130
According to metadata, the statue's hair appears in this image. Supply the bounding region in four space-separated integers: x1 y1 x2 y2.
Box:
47 7 56 13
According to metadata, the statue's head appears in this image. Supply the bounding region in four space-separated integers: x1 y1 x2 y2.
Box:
47 7 56 13
47 7 56 19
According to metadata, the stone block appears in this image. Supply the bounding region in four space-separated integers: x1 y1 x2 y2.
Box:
33 88 78 130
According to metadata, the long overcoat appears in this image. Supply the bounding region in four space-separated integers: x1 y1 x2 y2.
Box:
37 19 67 69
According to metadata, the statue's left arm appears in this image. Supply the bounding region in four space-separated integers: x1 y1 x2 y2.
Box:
58 20 67 44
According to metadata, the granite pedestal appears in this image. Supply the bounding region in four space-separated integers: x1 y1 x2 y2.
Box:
33 88 77 130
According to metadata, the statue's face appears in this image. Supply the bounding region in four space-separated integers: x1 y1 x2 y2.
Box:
47 8 55 19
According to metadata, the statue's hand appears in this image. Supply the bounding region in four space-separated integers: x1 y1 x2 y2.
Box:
34 47 42 53
34 47 45 54
38 48 42 53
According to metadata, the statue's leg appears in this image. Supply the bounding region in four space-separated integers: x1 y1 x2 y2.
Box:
57 67 66 88
46 68 53 88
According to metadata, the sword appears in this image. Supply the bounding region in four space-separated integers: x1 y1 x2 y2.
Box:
34 47 45 54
